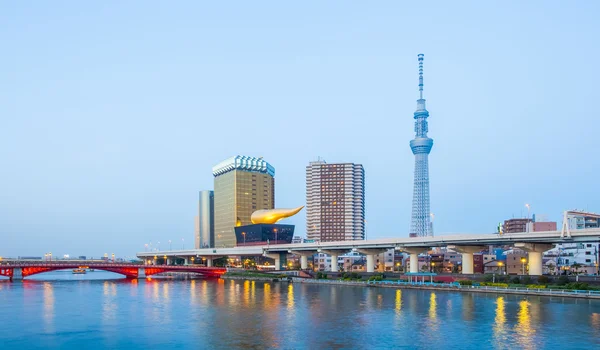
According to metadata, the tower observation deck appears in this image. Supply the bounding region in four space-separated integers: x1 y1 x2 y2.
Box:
409 54 434 237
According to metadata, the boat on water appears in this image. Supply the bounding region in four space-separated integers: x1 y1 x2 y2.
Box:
72 268 87 274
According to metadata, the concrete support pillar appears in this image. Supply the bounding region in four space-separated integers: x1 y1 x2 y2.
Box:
447 246 485 275
366 255 375 273
514 243 553 276
12 268 22 281
462 253 474 274
290 251 317 270
300 256 308 270
357 249 387 273
138 268 146 279
206 257 213 267
184 257 189 265
166 258 172 266
528 251 543 276
402 248 427 274
330 255 339 272
264 253 283 270
410 253 419 273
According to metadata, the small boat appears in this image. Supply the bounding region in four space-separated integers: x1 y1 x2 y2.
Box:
88 269 95 272
72 268 87 274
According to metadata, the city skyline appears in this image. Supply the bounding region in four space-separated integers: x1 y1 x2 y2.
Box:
1 2 599 257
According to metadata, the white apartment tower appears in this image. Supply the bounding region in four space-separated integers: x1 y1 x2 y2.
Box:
306 160 365 242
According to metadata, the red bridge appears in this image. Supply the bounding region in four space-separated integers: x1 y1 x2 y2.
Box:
0 263 226 281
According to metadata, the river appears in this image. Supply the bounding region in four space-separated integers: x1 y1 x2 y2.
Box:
0 271 599 349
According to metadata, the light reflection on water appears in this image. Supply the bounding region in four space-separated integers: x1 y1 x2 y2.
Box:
43 282 54 333
515 299 536 349
1 273 599 349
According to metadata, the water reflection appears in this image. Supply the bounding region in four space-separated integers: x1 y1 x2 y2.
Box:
395 289 402 315
263 283 271 309
190 279 196 305
515 299 536 349
429 292 437 320
43 282 54 333
287 284 294 310
102 281 117 323
493 296 507 344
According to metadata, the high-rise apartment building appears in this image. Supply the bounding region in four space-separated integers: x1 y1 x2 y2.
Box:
194 190 214 249
306 160 365 242
213 156 275 248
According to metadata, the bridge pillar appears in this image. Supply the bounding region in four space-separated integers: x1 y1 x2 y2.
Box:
515 243 553 276
138 268 146 279
264 253 285 270
357 249 387 273
300 255 308 270
448 246 484 274
366 255 375 273
12 268 23 281
184 257 189 265
321 250 349 272
290 251 316 270
402 248 427 274
206 257 213 267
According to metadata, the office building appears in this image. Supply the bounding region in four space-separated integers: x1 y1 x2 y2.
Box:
195 190 214 249
409 54 434 237
213 156 275 248
306 160 365 242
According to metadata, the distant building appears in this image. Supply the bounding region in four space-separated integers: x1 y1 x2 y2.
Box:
212 156 275 248
566 210 600 229
306 160 365 242
503 218 532 233
503 249 529 275
545 210 600 274
530 221 557 232
195 190 214 249
291 236 303 244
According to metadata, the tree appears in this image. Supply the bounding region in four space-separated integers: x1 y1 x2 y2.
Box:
547 263 556 275
571 262 582 275
420 264 429 272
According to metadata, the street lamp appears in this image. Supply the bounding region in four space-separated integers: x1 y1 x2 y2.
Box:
182 238 185 250
431 262 435 273
498 261 504 275
164 255 168 265
521 257 527 275
525 203 531 219
242 232 246 246
191 257 195 265
396 262 401 272
202 257 206 266
169 240 172 251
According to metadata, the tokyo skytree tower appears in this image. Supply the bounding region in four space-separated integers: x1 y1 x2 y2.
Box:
409 54 434 237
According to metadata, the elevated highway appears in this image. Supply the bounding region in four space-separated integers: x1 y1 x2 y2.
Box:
136 229 600 275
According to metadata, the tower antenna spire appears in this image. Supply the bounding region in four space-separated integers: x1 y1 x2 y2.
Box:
418 53 424 99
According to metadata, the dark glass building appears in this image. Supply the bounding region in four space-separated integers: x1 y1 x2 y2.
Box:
234 224 294 246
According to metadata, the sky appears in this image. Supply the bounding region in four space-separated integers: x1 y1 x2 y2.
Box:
1 1 599 258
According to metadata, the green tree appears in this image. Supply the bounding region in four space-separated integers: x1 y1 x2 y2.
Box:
571 262 582 275
547 263 556 275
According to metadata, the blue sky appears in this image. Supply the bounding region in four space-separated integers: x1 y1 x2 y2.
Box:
1 1 599 258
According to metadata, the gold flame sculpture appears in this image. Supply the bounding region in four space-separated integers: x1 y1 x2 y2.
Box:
250 206 304 224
